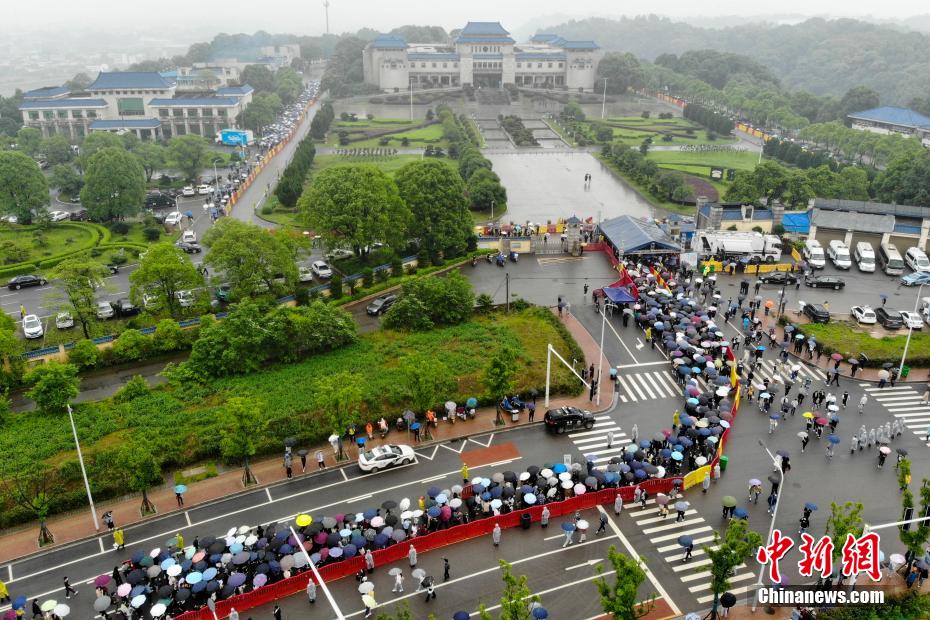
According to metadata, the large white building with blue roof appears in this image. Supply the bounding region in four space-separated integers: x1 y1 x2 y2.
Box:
363 22 601 92
19 71 253 141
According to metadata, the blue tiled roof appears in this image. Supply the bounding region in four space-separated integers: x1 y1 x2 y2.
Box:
19 98 107 110
408 53 460 61
894 223 922 234
530 34 559 43
461 22 509 36
216 84 254 96
848 106 930 129
753 209 774 220
149 97 240 106
90 119 161 129
598 215 680 253
370 34 407 49
23 86 69 98
782 211 810 234
560 40 599 50
89 71 170 90
456 36 515 44
720 209 743 221
516 52 566 61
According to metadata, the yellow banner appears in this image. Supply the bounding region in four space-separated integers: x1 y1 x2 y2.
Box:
791 247 801 262
683 465 712 490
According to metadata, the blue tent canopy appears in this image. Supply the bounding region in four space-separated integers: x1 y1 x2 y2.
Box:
603 287 636 303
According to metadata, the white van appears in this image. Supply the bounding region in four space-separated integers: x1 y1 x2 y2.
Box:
905 247 930 272
803 240 826 269
827 240 852 270
878 241 905 276
854 242 875 272
921 297 930 326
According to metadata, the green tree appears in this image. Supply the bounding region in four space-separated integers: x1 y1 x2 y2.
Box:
129 243 203 317
826 501 865 559
40 135 72 165
596 52 646 93
483 347 517 425
219 396 265 485
124 441 162 514
839 86 881 124
78 132 124 171
65 72 93 91
112 329 152 362
26 362 80 414
0 314 23 393
394 159 473 258
240 64 276 93
299 164 411 257
314 372 364 460
68 338 99 369
477 560 539 620
382 296 433 331
203 219 298 298
594 545 654 619
466 167 507 212
186 300 285 377
241 92 283 133
704 519 764 618
15 127 42 156
152 318 185 352
3 465 59 545
168 135 210 182
275 67 304 105
49 164 83 196
80 147 145 221
133 142 167 182
52 258 110 339
0 151 49 223
398 355 455 413
271 301 357 361
899 478 930 563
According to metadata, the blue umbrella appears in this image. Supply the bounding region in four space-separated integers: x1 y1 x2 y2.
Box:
130 585 146 597
733 508 749 519
343 544 357 557
466 397 478 408
639 440 651 449
532 607 549 619
691 367 701 374
673 444 684 452
473 483 485 494
174 484 187 494
679 416 694 427
454 613 470 620
12 596 26 610
160 558 176 570
481 492 491 501
203 567 218 580
678 437 693 447
561 522 575 532
678 535 693 547
687 397 699 406
428 486 441 497
678 366 690 376
770 414 781 420
635 469 647 479
363 509 377 520
553 463 567 474
671 452 683 461
756 346 767 352
828 434 841 444
661 449 672 458
490 487 503 499
804 503 818 512
186 571 203 584
604 473 618 484
428 506 441 518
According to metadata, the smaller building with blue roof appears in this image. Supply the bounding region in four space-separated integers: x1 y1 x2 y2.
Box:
848 106 930 143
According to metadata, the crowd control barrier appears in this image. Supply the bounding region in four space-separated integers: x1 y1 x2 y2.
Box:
170 478 676 619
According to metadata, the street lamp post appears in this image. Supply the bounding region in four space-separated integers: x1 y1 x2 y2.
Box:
601 78 608 119
68 404 99 530
490 200 495 221
751 438 782 612
898 283 926 378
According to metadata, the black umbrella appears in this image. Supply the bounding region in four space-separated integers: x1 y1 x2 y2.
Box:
175 589 191 602
209 541 226 554
199 536 216 549
126 569 144 585
768 474 780 485
503 471 518 483
256 563 270 574
882 362 895 369
721 592 737 608
284 437 297 447
897 448 909 456
158 585 173 598
382 500 398 511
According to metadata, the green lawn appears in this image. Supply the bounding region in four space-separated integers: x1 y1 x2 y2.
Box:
588 117 737 146
797 321 930 367
328 118 447 150
312 154 436 176
595 154 697 216
0 308 582 527
0 223 98 266
646 150 760 172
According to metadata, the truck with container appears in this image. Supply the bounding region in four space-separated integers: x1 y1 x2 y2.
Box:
695 230 783 263
216 129 254 147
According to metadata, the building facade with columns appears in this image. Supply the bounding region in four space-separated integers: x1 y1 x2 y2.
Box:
19 71 252 141
363 22 601 92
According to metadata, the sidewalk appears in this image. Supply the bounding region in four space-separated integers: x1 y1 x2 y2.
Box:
0 309 607 564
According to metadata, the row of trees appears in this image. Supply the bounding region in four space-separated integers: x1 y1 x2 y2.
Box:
310 102 335 140
683 103 735 136
602 143 695 204
798 121 925 168
724 160 871 207
437 107 508 213
274 134 316 208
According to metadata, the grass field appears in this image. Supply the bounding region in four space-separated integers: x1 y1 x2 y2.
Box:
0 224 97 265
0 308 582 526
798 322 930 367
327 118 447 150
646 150 759 173
589 116 737 146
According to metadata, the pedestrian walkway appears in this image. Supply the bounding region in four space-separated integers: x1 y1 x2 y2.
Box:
864 384 930 445
624 500 756 605
567 413 630 467
616 370 684 403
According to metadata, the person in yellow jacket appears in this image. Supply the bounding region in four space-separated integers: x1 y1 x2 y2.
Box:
175 532 184 552
0 578 10 604
418 496 426 511
113 528 125 551
461 463 469 485
672 409 680 431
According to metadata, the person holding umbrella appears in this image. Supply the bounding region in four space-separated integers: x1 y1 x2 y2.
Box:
422 575 436 601
391 569 404 593
768 492 778 515
878 447 888 469
561 522 575 547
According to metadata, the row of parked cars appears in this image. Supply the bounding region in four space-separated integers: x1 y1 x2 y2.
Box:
257 81 319 150
802 239 930 283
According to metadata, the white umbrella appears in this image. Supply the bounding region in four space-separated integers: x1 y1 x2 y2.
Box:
358 581 375 594
576 519 589 530
412 568 426 581
53 604 70 617
150 602 167 618
399 497 411 511
388 568 403 576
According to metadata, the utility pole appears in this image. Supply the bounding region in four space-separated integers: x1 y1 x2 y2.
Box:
505 272 510 313
601 78 608 119
323 0 330 35
409 78 414 121
68 404 99 531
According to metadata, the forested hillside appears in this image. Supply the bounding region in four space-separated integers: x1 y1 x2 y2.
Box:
543 15 930 104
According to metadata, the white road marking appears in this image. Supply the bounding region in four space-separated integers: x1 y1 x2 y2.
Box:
265 488 273 502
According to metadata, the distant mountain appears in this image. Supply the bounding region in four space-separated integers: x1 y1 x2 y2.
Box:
542 15 930 104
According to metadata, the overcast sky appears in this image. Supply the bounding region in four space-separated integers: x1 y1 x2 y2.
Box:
3 0 925 34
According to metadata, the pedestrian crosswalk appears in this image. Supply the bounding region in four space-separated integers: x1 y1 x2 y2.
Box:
744 357 828 385
625 500 757 605
616 370 685 403
865 384 930 446
567 413 631 467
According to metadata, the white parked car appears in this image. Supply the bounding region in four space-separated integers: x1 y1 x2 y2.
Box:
181 186 196 197
905 247 930 272
325 248 354 261
850 305 877 325
55 312 74 329
298 265 315 283
165 211 183 226
358 444 415 472
900 311 924 330
142 293 160 310
311 260 333 279
197 184 211 195
181 229 197 243
96 302 115 320
49 210 70 222
22 314 43 339
175 289 195 307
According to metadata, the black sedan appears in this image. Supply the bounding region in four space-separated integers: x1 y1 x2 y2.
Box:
366 294 397 316
176 242 202 254
7 275 47 290
804 274 845 290
543 406 596 433
875 307 904 330
759 272 798 286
